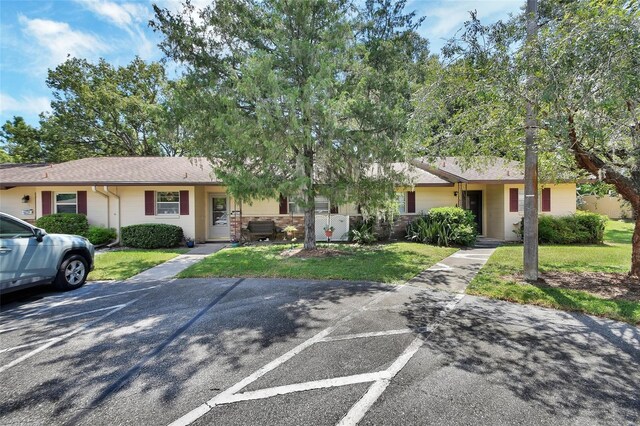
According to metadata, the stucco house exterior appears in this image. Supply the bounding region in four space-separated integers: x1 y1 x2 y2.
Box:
0 156 576 243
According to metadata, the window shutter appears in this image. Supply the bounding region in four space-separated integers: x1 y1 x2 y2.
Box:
330 204 338 214
509 188 519 212
179 190 189 215
145 191 155 216
541 188 551 212
279 194 288 214
42 191 52 215
77 191 88 215
407 191 416 213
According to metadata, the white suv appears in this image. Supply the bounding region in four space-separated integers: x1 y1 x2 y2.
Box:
0 212 95 294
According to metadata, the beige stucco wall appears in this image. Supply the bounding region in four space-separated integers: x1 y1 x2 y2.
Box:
0 187 38 222
502 183 576 241
117 186 196 240
484 184 505 240
1 186 112 227
582 194 632 219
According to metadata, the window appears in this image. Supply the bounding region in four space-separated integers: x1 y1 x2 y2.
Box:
289 196 330 214
0 216 34 238
396 192 406 214
156 191 180 215
518 189 525 212
56 193 77 213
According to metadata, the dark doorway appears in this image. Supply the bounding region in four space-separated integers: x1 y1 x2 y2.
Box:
464 191 483 234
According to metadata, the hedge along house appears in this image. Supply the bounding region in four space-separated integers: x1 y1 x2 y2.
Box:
0 156 576 243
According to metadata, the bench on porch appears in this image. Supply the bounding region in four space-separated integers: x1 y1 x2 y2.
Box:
241 220 280 241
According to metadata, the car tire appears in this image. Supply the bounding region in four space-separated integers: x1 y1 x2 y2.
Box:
55 254 88 291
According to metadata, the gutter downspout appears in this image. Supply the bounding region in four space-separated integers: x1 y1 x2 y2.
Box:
103 186 121 247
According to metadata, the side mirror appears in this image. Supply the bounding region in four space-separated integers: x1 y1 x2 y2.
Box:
34 228 46 242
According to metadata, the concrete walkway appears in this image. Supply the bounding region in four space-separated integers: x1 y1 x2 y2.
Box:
126 243 227 282
408 237 501 293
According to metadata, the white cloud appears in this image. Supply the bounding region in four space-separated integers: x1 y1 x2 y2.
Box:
18 15 109 66
0 92 51 116
73 0 151 29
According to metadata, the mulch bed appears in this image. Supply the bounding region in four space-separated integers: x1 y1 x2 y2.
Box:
280 248 350 259
508 272 640 302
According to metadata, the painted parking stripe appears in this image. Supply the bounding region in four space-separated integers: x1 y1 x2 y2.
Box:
3 286 159 321
321 329 412 343
0 304 129 354
88 279 246 408
169 285 402 426
215 372 389 405
0 298 140 374
338 294 465 425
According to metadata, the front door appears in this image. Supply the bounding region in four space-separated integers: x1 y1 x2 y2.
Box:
208 194 229 240
464 191 483 235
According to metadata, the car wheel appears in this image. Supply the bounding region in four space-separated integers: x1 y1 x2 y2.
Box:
55 254 88 291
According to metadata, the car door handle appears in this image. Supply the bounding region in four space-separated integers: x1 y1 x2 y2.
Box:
0 247 12 253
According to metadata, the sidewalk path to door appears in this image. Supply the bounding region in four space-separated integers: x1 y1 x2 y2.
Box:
126 243 227 282
408 237 502 293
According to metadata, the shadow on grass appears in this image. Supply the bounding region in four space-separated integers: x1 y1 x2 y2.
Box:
401 291 640 423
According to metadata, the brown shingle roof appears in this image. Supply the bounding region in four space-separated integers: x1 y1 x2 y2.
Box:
412 157 525 183
0 157 219 187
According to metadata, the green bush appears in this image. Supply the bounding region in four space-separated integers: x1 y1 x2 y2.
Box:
35 213 89 236
406 207 477 247
87 226 117 246
534 212 607 244
349 218 377 244
120 224 184 249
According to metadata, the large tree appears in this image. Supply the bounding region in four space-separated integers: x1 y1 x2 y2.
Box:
411 0 640 277
152 0 427 249
46 57 187 157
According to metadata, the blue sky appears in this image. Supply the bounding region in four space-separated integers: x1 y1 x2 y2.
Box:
0 0 523 126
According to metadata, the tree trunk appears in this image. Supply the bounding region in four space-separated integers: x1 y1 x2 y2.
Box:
568 115 640 277
304 204 316 250
302 147 316 251
632 215 640 278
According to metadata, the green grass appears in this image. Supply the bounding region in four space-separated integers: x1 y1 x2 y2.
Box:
178 242 457 284
467 220 639 324
89 248 188 281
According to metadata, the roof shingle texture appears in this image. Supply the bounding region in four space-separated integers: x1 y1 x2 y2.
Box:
0 157 219 185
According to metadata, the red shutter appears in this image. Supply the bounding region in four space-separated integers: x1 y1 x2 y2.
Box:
542 188 551 212
77 191 87 215
42 191 52 215
509 188 519 212
179 190 189 215
279 195 288 214
330 204 338 214
407 191 416 213
145 191 155 215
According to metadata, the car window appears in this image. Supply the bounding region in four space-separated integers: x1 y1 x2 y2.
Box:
0 216 35 239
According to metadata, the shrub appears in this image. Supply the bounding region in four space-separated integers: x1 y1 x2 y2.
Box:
86 226 117 246
406 207 477 247
349 218 377 244
35 213 89 236
518 212 607 244
120 224 184 249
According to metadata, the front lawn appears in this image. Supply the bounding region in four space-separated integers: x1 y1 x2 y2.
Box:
467 220 639 324
89 248 189 281
178 242 457 284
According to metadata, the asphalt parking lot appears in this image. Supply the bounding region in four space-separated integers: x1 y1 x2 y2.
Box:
1 278 639 425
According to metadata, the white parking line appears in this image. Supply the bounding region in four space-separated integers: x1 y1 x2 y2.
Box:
321 329 412 342
3 287 158 320
169 286 401 426
0 304 128 354
0 298 140 374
